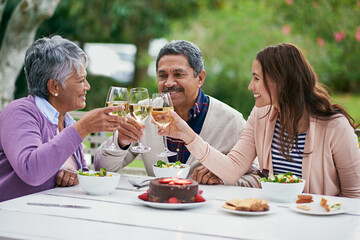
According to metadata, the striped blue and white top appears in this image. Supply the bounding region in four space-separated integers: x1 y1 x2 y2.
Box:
271 118 307 178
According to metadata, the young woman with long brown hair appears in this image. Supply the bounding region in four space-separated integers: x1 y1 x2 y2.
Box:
156 43 360 198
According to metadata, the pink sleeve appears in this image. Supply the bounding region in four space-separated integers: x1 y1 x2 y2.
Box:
186 109 258 184
330 118 360 197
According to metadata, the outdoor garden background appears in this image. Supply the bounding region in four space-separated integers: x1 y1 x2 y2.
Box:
1 0 359 123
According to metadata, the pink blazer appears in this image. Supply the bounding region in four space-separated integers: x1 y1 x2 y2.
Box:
187 106 360 198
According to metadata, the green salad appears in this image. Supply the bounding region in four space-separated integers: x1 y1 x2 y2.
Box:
154 160 185 169
260 172 302 183
78 168 109 177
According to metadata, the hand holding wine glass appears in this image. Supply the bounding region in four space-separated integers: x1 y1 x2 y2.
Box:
151 93 177 157
104 86 128 152
129 88 151 153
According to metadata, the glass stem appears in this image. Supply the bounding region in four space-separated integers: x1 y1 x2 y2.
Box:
138 138 144 148
110 130 117 148
163 135 168 151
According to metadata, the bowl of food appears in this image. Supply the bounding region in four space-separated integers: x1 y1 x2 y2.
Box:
78 168 120 196
260 172 305 203
152 160 190 179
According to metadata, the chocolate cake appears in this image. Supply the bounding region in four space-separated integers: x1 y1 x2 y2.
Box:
148 177 199 203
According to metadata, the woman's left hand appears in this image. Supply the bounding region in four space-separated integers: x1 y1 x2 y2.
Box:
56 169 78 187
191 165 224 185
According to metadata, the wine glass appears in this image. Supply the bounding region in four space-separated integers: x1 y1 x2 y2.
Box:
129 88 151 153
103 86 128 152
151 93 177 157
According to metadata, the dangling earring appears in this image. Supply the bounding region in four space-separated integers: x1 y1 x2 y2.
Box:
54 93 58 97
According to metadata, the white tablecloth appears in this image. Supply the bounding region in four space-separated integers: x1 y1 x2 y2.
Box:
0 174 359 240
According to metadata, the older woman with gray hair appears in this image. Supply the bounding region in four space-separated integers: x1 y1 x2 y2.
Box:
0 35 122 202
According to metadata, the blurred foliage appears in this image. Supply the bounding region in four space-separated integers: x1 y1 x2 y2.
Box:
168 1 288 118
36 0 223 86
1 0 359 119
166 0 360 118
270 0 360 92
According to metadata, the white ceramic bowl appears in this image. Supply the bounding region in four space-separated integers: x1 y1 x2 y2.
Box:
78 171 120 196
152 164 190 179
261 180 305 203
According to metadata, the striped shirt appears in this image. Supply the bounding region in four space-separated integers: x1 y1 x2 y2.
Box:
167 89 209 163
271 118 307 178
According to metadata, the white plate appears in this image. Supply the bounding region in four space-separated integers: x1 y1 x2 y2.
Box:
221 203 277 216
289 203 350 215
137 195 208 210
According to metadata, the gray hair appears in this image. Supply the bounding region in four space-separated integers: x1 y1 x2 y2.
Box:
156 40 205 78
24 35 88 99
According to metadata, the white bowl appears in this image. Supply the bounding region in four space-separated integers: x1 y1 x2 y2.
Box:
78 171 120 196
152 164 190 178
261 180 305 203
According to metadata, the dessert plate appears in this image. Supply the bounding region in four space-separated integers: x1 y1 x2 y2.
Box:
221 203 277 216
289 203 350 215
136 194 209 210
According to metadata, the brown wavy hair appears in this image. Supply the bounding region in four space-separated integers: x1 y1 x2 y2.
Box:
256 43 358 160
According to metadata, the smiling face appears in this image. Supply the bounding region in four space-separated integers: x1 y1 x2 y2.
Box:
248 59 278 108
55 65 90 114
157 54 205 113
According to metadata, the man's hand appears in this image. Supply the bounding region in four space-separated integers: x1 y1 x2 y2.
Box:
117 117 145 149
191 165 224 185
56 169 78 187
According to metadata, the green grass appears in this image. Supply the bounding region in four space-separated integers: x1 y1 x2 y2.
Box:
331 93 360 124
127 159 145 168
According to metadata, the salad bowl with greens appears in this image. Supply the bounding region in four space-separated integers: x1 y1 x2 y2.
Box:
152 160 190 178
77 168 120 196
260 172 305 203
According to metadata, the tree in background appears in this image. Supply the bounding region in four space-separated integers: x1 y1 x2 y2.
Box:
1 0 358 117
0 0 60 110
168 1 289 118
167 0 360 118
39 0 224 87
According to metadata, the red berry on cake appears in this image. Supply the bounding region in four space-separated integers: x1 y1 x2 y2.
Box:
138 193 149 201
175 179 193 185
195 194 206 202
158 178 173 183
199 190 203 195
168 197 178 203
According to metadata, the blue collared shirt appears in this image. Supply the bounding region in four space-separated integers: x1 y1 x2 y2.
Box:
34 96 82 170
167 89 209 163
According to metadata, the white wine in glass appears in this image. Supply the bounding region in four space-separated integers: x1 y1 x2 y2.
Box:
104 86 128 152
151 93 177 157
106 101 129 117
129 88 151 153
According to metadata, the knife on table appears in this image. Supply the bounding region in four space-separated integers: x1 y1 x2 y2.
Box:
27 202 91 209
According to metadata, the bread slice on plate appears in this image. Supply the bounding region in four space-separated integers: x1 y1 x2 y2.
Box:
320 197 342 212
296 194 313 204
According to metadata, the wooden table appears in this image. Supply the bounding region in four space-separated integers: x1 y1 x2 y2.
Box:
0 174 359 240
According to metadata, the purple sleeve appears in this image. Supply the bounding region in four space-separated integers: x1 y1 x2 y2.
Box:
1 106 83 186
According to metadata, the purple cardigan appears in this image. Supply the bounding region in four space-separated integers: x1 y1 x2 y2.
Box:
0 95 87 202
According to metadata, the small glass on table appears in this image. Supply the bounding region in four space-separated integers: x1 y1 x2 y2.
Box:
104 86 128 152
151 93 177 157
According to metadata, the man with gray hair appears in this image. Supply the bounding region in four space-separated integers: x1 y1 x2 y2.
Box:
95 40 260 187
